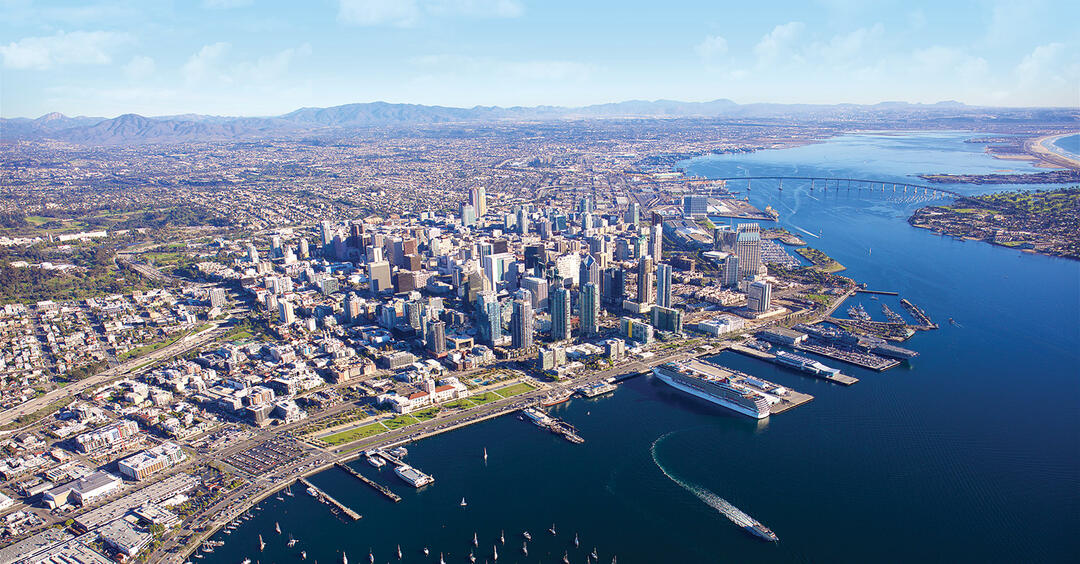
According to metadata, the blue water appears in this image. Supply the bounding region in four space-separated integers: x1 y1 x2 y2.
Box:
1053 133 1080 159
203 132 1080 563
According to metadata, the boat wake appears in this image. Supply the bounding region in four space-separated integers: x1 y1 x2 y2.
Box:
649 433 758 530
788 224 820 239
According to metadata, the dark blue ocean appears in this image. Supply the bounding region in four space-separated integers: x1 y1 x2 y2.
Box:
203 132 1080 563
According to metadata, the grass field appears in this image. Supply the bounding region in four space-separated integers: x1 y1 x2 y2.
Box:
383 415 419 430
321 422 388 445
493 382 536 398
468 392 502 405
411 407 440 421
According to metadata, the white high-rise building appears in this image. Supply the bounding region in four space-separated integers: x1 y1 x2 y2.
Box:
747 281 772 313
736 223 762 279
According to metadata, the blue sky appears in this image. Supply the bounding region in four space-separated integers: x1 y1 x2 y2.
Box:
1 0 1077 117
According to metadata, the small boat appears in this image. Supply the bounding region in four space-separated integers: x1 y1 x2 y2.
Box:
276 495 284 501
574 533 579 548
439 553 445 564
563 551 570 563
224 530 232 535
367 454 386 468
275 522 281 534
194 555 204 560
468 550 476 563
549 523 557 535
612 557 617 564
423 547 430 556
369 549 375 563
301 551 307 560
258 535 265 552
500 530 505 545
473 532 479 547
285 485 294 497
522 542 528 556
492 545 498 561
397 544 402 559
483 447 488 461
287 538 297 548
522 531 532 541
242 559 251 564
460 497 468 507
591 548 599 560
306 487 318 497
343 551 348 564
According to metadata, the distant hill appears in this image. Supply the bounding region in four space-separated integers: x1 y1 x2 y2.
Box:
2 99 1076 145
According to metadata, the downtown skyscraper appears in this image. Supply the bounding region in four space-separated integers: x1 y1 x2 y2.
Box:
550 286 571 342
580 282 599 338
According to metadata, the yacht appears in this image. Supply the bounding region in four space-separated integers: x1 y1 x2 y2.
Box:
522 531 532 541
473 532 479 546
460 496 467 507
522 542 528 556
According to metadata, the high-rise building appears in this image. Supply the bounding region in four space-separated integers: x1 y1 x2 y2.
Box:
625 202 640 227
713 225 737 252
347 293 363 322
478 298 502 345
650 305 683 334
278 300 295 325
511 297 534 350
721 254 740 287
747 281 772 313
550 287 571 342
637 257 655 305
602 267 625 306
578 196 593 214
517 208 529 234
320 220 333 248
298 238 310 259
246 243 259 263
460 203 476 227
483 252 514 288
519 276 549 311
208 288 226 309
656 263 673 308
649 223 664 261
579 254 600 288
368 261 392 295
580 282 599 338
736 223 762 278
427 321 447 356
470 187 487 217
682 195 709 217
619 317 654 344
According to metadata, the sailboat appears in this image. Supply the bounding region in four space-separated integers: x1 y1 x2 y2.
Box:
342 551 348 564
563 550 570 563
275 522 281 534
483 447 488 461
460 497 467 507
258 535 265 552
300 551 307 560
500 530 505 545
492 544 498 561
473 532 479 547
574 533 579 548
549 523 557 535
522 542 528 556
397 544 402 560
591 548 599 560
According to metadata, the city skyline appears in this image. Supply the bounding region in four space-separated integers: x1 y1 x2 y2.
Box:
2 0 1078 118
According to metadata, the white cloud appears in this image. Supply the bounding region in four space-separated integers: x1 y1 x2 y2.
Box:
182 42 232 84
911 46 988 80
338 0 523 26
0 30 130 70
754 22 805 64
123 55 155 79
1016 42 1065 85
804 24 883 66
695 35 728 59
182 42 313 85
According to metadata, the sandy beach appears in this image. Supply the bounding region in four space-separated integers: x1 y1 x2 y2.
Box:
1026 132 1080 169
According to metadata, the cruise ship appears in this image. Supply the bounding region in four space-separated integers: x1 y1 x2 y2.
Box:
652 362 771 419
774 351 842 379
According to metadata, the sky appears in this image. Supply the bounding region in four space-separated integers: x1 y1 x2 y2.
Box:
1 0 1078 118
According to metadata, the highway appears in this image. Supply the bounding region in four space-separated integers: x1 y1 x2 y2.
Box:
0 322 230 429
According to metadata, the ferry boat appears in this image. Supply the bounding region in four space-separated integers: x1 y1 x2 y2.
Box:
522 408 553 427
366 454 386 468
744 522 779 542
394 464 434 487
578 381 617 398
774 351 842 379
652 362 771 419
306 487 318 497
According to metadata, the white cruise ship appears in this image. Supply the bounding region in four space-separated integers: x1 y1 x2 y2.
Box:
394 464 435 488
652 362 771 419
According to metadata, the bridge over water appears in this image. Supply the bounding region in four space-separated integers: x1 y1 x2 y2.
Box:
687 176 964 200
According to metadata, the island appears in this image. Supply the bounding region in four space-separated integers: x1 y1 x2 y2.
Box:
908 187 1080 259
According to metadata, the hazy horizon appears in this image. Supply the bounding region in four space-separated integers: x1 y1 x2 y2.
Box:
2 1 1078 119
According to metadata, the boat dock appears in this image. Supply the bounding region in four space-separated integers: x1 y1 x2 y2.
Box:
730 344 775 360
795 343 900 371
334 462 402 503
900 299 937 328
856 289 900 296
688 359 814 415
297 478 361 520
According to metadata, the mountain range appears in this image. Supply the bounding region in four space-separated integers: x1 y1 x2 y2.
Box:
2 99 1075 145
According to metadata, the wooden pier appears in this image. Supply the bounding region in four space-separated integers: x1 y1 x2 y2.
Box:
297 478 361 520
334 462 402 502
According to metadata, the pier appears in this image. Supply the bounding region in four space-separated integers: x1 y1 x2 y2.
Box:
856 289 900 296
334 462 402 503
900 299 937 328
794 343 900 371
297 478 361 520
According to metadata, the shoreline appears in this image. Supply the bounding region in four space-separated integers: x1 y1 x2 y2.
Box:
1026 132 1080 170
